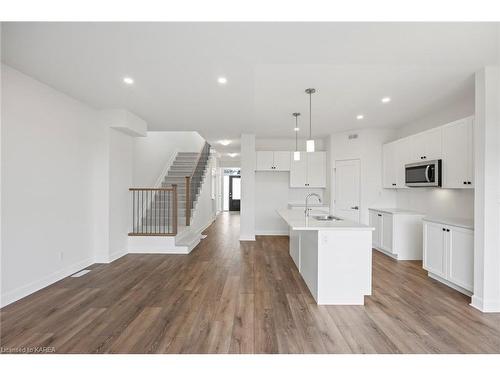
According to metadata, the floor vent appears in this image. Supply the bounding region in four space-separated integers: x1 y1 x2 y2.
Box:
71 269 91 278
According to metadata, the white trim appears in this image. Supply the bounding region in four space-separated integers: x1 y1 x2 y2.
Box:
255 230 289 236
0 256 95 308
471 295 500 312
154 149 178 188
372 247 398 260
239 235 256 241
428 272 473 297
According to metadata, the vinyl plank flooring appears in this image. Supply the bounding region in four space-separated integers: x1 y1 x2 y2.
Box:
2 212 500 354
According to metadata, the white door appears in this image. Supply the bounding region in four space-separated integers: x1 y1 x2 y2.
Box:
273 151 291 171
442 119 470 188
423 222 447 278
290 152 307 187
306 152 326 188
256 151 274 171
369 210 382 248
334 159 361 222
448 227 474 291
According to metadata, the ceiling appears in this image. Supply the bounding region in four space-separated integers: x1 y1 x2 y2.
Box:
2 22 498 157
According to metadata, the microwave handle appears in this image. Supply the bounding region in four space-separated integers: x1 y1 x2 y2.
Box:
425 165 431 182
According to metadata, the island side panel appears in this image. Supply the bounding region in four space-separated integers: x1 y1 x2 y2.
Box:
317 230 372 305
299 230 319 302
289 227 301 271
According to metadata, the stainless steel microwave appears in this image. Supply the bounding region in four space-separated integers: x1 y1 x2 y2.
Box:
405 160 442 187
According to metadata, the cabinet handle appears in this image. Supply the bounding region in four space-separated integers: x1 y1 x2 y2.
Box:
378 214 382 217
463 181 467 185
442 228 446 231
447 229 450 232
468 181 471 185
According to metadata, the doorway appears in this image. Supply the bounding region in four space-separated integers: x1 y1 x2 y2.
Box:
229 176 241 211
334 159 361 222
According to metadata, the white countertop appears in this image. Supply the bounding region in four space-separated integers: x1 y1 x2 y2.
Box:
277 209 374 231
368 207 424 215
288 202 329 208
423 216 474 230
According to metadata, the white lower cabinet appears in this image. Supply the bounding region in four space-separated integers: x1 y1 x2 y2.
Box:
423 220 474 294
369 209 425 260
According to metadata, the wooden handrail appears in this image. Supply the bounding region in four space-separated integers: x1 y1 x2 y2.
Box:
129 187 175 191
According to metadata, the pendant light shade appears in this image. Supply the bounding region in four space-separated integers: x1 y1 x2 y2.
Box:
305 88 316 152
292 112 301 161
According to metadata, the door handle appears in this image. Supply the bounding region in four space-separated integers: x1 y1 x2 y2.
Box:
425 165 431 183
351 206 359 210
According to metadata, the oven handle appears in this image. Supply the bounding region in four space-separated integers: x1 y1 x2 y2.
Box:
425 165 431 182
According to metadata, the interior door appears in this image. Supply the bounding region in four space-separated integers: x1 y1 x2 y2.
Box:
229 176 241 211
334 159 361 222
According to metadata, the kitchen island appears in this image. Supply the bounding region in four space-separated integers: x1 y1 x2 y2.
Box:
278 209 374 305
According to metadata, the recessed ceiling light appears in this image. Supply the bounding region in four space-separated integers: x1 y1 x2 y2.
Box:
381 97 391 103
228 153 238 158
217 77 228 85
218 139 232 146
123 76 134 85
356 114 364 120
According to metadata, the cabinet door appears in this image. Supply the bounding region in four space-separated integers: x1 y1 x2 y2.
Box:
442 119 470 188
395 138 411 188
274 151 291 171
369 211 382 248
306 152 326 188
467 118 474 187
382 142 397 188
256 151 274 171
448 227 474 291
411 128 442 162
290 152 308 187
381 213 393 253
423 222 446 278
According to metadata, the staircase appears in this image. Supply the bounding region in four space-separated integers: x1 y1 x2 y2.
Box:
129 142 212 253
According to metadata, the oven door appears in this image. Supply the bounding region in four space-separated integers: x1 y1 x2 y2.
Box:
405 160 441 187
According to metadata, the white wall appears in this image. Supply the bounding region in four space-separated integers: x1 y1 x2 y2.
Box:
108 128 134 261
392 92 475 220
329 128 397 224
240 134 256 241
133 131 205 187
1 65 101 306
394 92 475 139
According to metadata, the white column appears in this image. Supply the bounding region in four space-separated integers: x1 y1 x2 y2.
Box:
471 66 500 312
240 134 256 241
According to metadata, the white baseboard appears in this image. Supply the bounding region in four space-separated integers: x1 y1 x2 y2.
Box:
0 256 95 308
239 235 256 241
471 295 500 312
255 230 289 236
428 272 472 297
372 247 398 260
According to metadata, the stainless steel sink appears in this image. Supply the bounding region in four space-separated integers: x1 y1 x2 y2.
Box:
312 215 343 221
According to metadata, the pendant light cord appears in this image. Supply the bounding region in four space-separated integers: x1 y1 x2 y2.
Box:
309 91 312 139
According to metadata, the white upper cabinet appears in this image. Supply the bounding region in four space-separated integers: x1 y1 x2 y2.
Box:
290 151 326 188
382 116 474 189
382 142 397 188
273 151 292 171
411 127 442 162
442 117 474 188
306 152 326 188
256 151 291 171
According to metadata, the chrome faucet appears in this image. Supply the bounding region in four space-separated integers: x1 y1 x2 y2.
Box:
305 193 322 218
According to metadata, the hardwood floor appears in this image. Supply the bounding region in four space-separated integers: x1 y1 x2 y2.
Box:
1 211 500 354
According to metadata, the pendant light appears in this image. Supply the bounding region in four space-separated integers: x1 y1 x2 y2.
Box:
292 112 301 161
305 88 316 152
